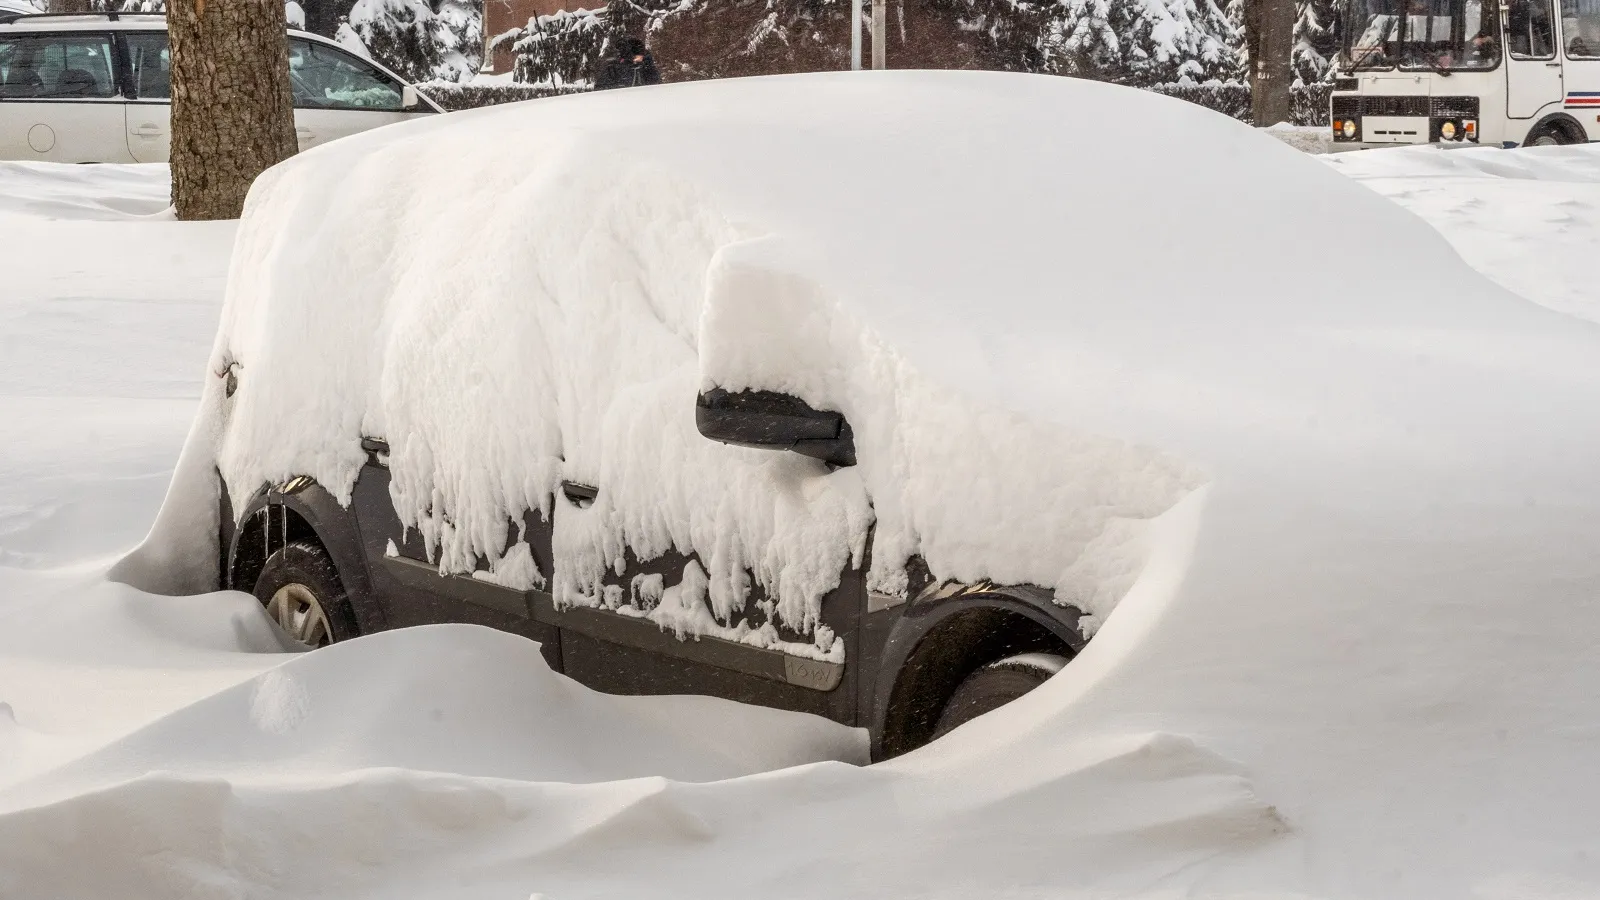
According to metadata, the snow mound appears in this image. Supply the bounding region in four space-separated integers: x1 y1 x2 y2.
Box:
0 162 171 220
1 624 864 814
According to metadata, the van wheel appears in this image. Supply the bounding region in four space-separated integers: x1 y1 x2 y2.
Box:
1526 126 1569 147
930 652 1070 740
252 540 359 649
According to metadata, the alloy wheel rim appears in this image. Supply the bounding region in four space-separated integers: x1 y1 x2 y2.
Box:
266 583 332 648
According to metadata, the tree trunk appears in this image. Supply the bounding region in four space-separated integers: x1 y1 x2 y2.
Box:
168 0 298 221
1246 0 1295 126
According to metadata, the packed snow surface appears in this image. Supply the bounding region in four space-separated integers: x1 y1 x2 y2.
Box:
8 76 1600 899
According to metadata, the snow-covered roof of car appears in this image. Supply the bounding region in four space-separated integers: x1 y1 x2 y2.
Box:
0 13 166 29
137 68 1600 612
0 15 323 36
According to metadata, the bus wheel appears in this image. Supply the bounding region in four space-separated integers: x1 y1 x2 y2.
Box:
1526 122 1576 146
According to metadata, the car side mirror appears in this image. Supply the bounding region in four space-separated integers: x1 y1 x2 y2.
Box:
402 84 420 110
696 388 856 467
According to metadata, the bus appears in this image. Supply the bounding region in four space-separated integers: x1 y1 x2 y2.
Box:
1330 0 1600 147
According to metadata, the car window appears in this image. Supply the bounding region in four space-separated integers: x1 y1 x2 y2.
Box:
125 32 170 100
287 39 403 111
0 33 116 100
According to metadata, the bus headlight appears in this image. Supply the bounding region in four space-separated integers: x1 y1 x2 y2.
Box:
1339 119 1357 139
1441 120 1457 140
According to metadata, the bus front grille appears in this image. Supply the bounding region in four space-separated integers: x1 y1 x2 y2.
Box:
1362 96 1429 117
1430 96 1480 118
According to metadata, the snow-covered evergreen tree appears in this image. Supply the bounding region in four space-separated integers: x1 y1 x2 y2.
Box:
1040 0 1239 85
502 7 611 86
1292 0 1338 83
347 0 483 83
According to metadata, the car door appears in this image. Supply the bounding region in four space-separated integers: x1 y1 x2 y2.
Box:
349 438 565 672
0 30 132 162
121 31 170 163
287 38 419 149
547 410 865 728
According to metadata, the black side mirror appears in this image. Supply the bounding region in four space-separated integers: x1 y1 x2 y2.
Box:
695 388 856 468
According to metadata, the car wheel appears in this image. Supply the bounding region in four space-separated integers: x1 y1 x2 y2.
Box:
252 539 360 649
930 652 1070 740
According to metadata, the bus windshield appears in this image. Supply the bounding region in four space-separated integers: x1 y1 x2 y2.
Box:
1342 0 1502 70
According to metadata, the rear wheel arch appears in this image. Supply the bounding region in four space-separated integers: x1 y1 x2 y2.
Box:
226 478 385 635
872 589 1082 760
1524 113 1588 146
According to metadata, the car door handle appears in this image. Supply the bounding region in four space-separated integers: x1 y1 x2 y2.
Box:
131 124 163 136
560 481 598 508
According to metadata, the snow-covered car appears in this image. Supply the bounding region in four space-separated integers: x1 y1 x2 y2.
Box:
123 71 1600 766
0 13 441 163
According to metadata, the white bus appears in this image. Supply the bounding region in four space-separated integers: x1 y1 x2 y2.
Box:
1330 0 1600 147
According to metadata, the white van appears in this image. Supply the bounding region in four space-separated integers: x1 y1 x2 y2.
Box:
0 13 442 163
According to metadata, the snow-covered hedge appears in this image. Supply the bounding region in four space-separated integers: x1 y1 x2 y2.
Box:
415 81 588 111
418 77 1334 128
1150 81 1332 126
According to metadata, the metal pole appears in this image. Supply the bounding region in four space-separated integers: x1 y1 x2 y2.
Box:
851 0 862 70
871 0 886 69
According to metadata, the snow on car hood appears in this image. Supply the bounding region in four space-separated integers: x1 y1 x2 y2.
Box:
113 73 1600 895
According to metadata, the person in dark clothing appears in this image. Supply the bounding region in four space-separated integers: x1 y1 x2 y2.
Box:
594 38 661 90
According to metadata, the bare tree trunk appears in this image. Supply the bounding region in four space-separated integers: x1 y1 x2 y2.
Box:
1246 0 1295 126
168 0 298 221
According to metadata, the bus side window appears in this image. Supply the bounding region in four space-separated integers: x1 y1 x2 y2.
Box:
1563 0 1600 57
1508 0 1558 57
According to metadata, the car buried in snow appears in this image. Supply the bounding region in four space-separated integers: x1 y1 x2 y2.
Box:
133 70 1577 762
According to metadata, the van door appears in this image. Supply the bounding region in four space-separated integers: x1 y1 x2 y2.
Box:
1560 0 1600 131
121 31 171 163
287 38 415 150
1506 0 1564 118
0 31 131 163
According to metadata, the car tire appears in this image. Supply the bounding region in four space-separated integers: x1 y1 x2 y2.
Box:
930 652 1070 740
252 539 360 649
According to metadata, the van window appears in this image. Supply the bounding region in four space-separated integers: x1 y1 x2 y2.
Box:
0 34 116 99
1563 0 1600 57
287 39 403 111
125 32 170 99
1507 0 1558 57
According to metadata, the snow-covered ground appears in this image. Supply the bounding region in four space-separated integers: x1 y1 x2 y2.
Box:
5 88 1600 898
1325 143 1600 324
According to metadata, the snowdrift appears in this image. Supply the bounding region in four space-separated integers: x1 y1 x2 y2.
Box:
68 73 1600 898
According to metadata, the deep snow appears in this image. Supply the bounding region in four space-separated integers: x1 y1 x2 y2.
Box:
5 77 1600 900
